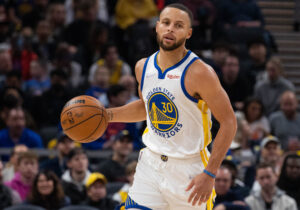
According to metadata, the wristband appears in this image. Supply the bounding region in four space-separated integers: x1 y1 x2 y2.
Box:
203 169 216 178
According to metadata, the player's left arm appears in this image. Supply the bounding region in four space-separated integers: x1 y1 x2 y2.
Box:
185 60 237 206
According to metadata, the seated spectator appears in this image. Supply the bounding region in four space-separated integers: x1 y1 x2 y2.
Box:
118 75 139 104
83 172 118 210
277 154 300 209
244 135 282 188
2 144 28 182
269 91 300 151
31 69 75 129
50 42 82 88
214 167 250 210
88 43 132 85
21 0 48 29
32 19 56 61
85 65 109 100
0 107 43 149
245 163 297 210
91 85 140 150
219 52 253 110
113 161 137 203
0 159 22 209
40 132 76 177
244 36 268 84
221 160 250 199
24 59 51 96
217 0 264 29
61 148 91 204
0 48 13 85
204 41 232 75
243 97 270 141
254 57 295 116
47 2 66 42
96 130 134 182
26 170 71 209
5 151 39 201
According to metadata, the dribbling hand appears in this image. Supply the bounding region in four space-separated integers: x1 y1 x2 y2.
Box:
185 172 215 206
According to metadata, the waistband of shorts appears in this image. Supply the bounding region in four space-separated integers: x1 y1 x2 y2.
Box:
143 147 204 164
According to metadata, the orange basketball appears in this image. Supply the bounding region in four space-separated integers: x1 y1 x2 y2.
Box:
60 95 108 143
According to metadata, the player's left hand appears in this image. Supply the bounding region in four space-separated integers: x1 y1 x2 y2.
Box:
185 172 215 206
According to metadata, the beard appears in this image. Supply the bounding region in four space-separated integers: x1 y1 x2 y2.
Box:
157 34 186 51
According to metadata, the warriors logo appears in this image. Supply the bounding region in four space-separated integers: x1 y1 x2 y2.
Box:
147 92 178 132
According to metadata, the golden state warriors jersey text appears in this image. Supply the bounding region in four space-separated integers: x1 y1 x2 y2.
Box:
141 50 212 158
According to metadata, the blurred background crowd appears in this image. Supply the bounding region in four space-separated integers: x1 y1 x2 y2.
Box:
0 0 299 209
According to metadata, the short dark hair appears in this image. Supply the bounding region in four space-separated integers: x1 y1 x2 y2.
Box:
107 84 127 102
67 147 87 161
162 3 193 27
256 162 275 174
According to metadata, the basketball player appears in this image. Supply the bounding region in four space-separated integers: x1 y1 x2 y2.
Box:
107 3 237 210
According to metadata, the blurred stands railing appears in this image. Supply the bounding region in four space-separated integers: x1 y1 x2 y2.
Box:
258 0 300 104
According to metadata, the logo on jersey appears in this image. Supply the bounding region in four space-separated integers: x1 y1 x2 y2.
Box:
146 89 183 138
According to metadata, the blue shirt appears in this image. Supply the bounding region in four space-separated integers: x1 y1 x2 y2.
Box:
0 128 43 148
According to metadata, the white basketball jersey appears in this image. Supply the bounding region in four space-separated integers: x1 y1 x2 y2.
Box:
141 50 213 158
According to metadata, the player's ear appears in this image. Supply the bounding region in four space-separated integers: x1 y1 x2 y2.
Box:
186 27 192 40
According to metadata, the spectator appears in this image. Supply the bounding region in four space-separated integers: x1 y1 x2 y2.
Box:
217 0 264 29
219 52 252 110
61 148 91 204
245 163 297 210
96 130 134 182
85 65 109 100
99 84 140 149
88 43 132 85
269 91 300 151
31 69 75 129
0 107 43 148
244 135 282 189
243 97 270 141
277 154 300 209
63 0 107 47
244 36 269 84
118 75 138 104
2 70 23 91
27 170 71 209
83 172 118 210
50 42 82 88
254 57 295 116
32 19 56 61
47 2 66 42
74 23 109 74
40 132 76 177
113 161 137 203
204 41 232 75
24 59 51 96
221 160 250 199
5 151 39 201
0 159 22 209
214 167 249 210
2 144 28 182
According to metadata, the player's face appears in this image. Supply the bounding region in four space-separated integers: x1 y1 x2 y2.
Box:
156 8 192 51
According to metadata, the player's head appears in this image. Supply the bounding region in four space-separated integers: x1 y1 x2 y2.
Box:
156 3 193 51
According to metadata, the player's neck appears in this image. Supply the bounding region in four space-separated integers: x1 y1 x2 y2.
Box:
157 46 188 72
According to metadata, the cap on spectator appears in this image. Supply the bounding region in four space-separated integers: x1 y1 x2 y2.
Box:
85 172 107 188
115 130 133 142
261 135 280 148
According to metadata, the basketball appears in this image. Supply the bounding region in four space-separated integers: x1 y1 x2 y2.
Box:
60 95 108 143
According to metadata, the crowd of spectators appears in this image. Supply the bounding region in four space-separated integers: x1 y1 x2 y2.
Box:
0 0 299 209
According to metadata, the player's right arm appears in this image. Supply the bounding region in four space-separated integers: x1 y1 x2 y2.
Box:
106 59 147 123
